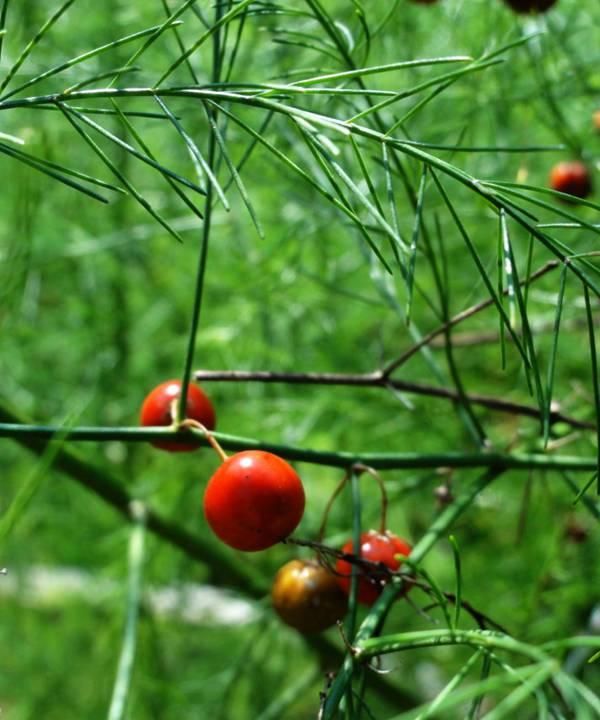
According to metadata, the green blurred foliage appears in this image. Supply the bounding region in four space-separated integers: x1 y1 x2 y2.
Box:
0 0 599 718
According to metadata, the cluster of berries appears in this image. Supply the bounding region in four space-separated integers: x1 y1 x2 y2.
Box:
140 380 413 634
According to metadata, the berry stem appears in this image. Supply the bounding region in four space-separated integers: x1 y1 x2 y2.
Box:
180 419 228 462
317 464 389 540
317 468 352 543
360 466 388 534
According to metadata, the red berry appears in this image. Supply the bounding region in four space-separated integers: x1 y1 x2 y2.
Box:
549 161 592 200
203 450 305 551
271 559 348 634
335 530 412 606
140 379 216 452
502 0 557 12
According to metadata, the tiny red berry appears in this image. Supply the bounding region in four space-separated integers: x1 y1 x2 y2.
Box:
502 0 557 12
549 161 592 200
203 450 305 551
271 559 348 634
140 379 216 452
335 530 412 606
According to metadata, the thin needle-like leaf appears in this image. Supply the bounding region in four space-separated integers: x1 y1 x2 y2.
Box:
37 104 176 120
449 535 462 629
349 59 503 124
0 431 63 543
409 558 454 630
64 66 140 94
0 142 109 203
350 135 386 219
382 143 402 267
64 104 207 196
482 664 555 720
0 0 10 62
583 285 600 493
0 130 22 144
350 137 404 272
58 104 183 243
466 651 492 720
544 264 567 447
497 215 507 370
484 181 600 234
562 473 600 520
500 211 517 329
160 0 200 84
553 673 600 718
406 165 426 324
295 122 393 273
107 511 146 720
502 213 546 413
0 22 183 101
387 78 456 135
571 473 598 507
109 0 202 87
0 0 78 95
154 95 228 210
432 171 531 369
298 121 408 264
414 651 484 720
286 57 472 87
222 110 275 195
270 36 341 64
111 101 203 221
155 0 256 87
214 104 387 269
204 102 262 236
523 235 535 309
1 141 124 192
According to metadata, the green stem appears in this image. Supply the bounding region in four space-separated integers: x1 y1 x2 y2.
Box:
322 469 500 718
176 3 224 422
0 419 596 473
357 629 548 663
107 511 146 720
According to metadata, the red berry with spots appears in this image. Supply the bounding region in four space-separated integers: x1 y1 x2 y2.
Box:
140 379 216 452
335 530 412 606
549 161 592 201
203 450 305 551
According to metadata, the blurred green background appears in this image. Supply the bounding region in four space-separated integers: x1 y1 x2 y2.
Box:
0 0 599 717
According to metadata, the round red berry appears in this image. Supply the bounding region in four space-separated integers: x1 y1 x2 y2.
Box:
203 450 305 551
335 530 412 606
549 161 592 200
139 379 216 452
271 559 348 634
